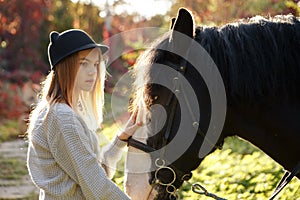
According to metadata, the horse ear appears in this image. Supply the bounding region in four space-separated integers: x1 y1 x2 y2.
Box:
172 8 195 38
169 8 195 55
170 17 176 30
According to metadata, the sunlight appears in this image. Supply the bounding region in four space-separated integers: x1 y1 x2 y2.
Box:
71 0 173 19
114 0 172 19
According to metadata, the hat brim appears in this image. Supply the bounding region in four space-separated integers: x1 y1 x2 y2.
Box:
53 43 109 67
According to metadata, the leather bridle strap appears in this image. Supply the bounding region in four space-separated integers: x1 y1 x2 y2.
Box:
127 63 185 156
269 160 300 200
160 88 179 158
127 137 156 153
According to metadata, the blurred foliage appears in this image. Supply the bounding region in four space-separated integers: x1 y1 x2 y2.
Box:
0 0 49 73
48 0 106 42
0 120 21 143
286 0 300 15
169 0 299 25
179 136 300 199
0 80 26 120
0 74 42 134
0 155 27 180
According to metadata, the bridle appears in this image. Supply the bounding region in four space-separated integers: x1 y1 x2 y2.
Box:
127 58 223 199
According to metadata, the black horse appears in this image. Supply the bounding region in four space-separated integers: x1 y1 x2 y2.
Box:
125 8 300 200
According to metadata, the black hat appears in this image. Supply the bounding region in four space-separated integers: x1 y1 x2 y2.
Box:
48 29 109 68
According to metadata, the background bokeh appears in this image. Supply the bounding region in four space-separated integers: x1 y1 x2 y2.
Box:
0 0 300 199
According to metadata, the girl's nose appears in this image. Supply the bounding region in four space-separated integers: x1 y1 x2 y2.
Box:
88 66 97 75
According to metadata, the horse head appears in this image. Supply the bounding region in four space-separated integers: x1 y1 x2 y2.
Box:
125 8 226 200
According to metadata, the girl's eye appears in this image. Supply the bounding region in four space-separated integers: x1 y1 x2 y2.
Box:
80 62 88 67
94 62 100 68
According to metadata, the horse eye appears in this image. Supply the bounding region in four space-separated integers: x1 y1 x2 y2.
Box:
153 95 159 101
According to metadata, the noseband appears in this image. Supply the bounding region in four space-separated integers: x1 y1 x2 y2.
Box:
128 59 223 199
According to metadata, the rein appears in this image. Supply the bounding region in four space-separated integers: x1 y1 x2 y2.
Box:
269 160 300 200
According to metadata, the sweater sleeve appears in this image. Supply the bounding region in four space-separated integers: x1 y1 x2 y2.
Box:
48 108 130 200
100 136 128 179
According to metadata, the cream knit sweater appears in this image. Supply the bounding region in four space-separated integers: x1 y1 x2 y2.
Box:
27 103 130 200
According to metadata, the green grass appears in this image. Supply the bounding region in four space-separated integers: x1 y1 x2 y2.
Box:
0 120 23 143
108 134 300 200
179 136 300 199
0 155 28 181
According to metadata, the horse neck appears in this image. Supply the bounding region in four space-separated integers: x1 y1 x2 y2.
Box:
223 100 300 173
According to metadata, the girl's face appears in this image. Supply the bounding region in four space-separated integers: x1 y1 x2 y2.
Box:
75 48 101 92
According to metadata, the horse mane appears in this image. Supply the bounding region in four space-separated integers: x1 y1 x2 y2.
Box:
131 14 300 113
195 14 300 103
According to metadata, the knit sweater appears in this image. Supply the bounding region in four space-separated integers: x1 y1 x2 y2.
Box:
27 103 130 200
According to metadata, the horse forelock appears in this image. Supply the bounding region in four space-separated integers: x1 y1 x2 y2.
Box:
131 33 171 115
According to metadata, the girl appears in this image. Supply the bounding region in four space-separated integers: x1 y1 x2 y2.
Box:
27 29 140 199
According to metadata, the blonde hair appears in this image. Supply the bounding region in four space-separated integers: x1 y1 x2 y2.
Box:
27 48 106 137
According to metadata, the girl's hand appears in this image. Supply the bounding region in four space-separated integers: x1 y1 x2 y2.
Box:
117 114 143 141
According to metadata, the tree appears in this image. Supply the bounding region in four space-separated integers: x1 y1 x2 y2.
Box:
169 0 289 25
0 0 49 74
285 0 300 15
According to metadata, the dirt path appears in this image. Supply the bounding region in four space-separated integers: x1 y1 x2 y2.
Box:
0 139 39 199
